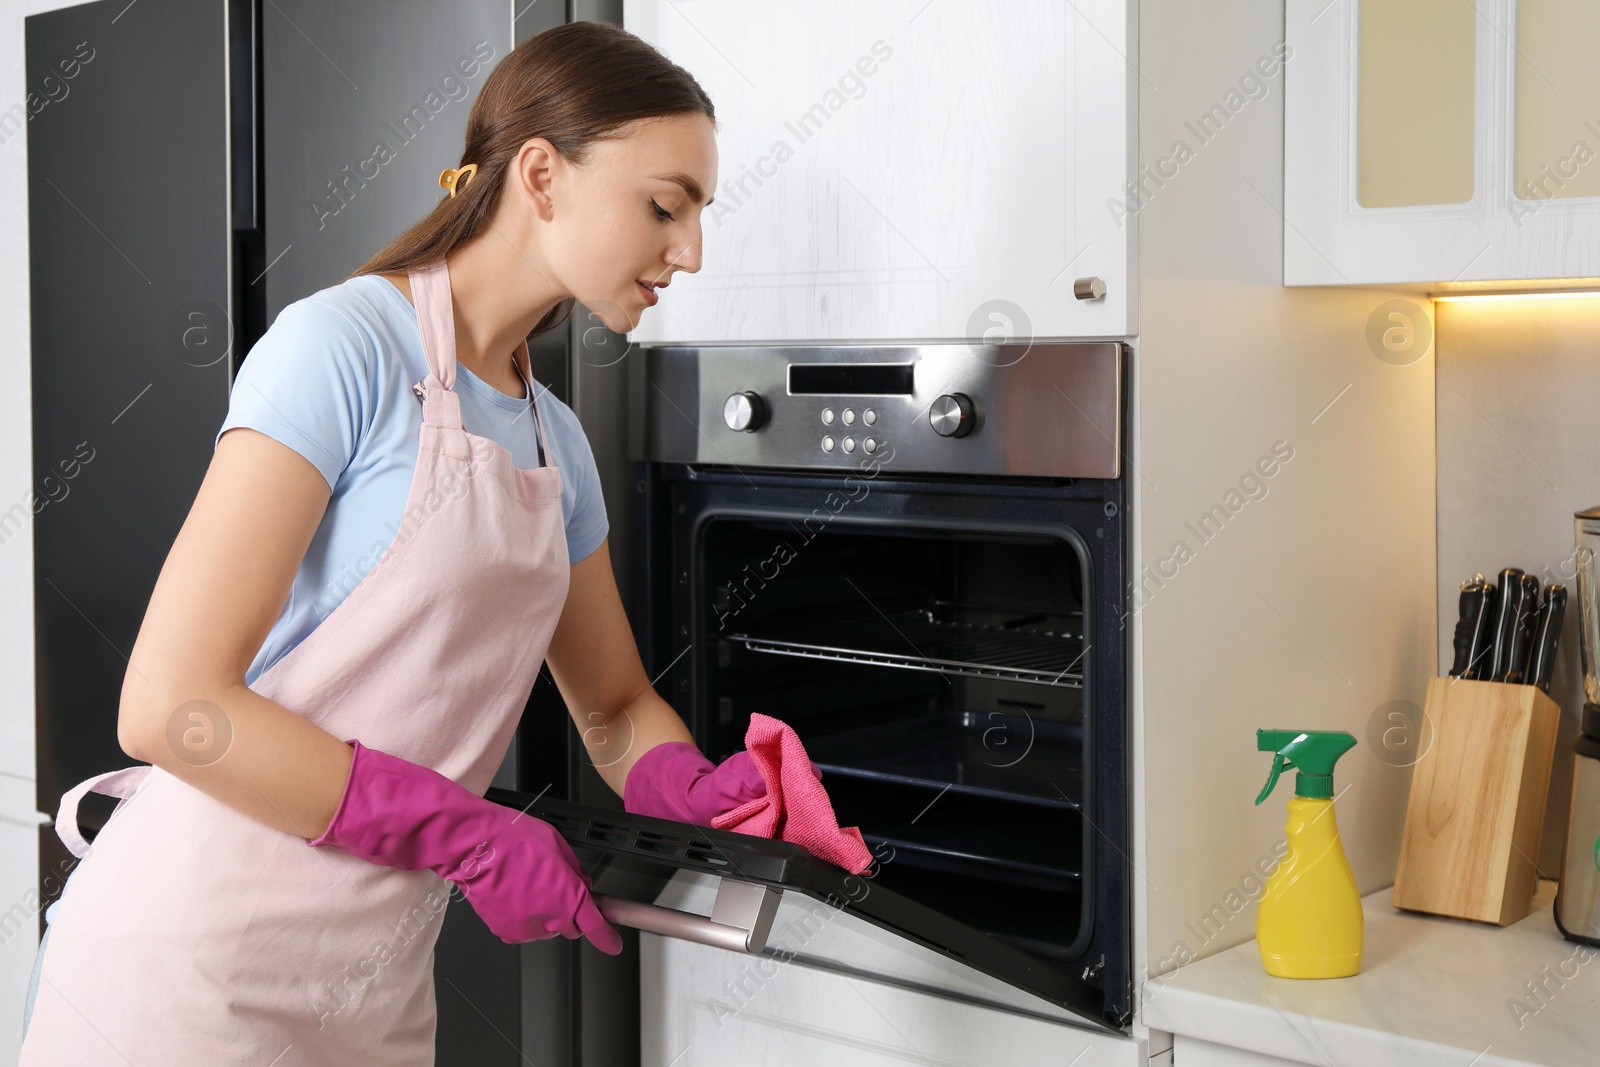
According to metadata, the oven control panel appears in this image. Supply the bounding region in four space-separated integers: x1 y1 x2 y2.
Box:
646 342 1122 479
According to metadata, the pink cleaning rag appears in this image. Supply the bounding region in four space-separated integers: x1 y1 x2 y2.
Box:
711 713 874 875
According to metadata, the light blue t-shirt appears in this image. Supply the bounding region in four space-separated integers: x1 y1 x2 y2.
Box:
215 273 607 686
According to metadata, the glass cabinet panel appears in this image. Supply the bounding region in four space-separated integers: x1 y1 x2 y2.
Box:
1514 1 1600 202
1357 0 1475 207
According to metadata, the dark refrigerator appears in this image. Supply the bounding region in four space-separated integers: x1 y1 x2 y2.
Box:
26 0 639 1063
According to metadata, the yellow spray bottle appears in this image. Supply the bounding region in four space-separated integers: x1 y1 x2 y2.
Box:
1253 729 1362 979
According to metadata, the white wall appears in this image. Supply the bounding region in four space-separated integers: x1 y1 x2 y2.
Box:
1434 294 1600 877
1133 0 1438 1010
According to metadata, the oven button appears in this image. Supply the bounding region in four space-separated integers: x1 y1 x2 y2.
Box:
723 391 766 432
822 436 835 452
929 393 974 437
842 436 856 453
864 408 877 425
864 437 877 454
842 408 856 426
821 407 835 425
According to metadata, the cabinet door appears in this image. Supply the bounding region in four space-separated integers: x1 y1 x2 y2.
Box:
622 0 1132 342
640 933 1144 1067
1286 0 1600 286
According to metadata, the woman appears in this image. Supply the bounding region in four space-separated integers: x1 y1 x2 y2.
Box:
20 21 839 1065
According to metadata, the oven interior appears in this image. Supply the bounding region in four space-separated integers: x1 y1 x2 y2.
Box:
698 515 1091 961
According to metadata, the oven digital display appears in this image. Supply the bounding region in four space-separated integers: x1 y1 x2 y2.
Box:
787 363 914 395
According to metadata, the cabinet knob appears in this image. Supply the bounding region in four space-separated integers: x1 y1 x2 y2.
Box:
929 393 975 438
1073 276 1107 301
723 391 766 432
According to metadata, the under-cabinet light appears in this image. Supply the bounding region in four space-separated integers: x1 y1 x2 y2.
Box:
1432 289 1600 303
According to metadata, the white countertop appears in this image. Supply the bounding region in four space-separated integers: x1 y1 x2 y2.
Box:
1141 880 1598 1067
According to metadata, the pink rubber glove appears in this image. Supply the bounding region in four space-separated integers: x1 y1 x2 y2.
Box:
309 739 621 954
622 740 820 826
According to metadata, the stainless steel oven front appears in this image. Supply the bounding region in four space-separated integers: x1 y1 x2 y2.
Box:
493 340 1131 1033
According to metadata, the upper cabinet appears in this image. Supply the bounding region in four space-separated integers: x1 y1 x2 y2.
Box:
622 0 1133 343
1286 0 1600 287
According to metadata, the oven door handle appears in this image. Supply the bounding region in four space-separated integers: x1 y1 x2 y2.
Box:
594 878 782 954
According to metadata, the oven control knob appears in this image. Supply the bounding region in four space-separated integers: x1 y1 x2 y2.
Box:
723 391 766 432
929 393 974 438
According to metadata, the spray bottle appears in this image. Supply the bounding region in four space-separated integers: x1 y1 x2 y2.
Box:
1253 729 1362 978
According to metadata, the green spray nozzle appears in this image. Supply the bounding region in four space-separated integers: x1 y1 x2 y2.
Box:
1255 729 1357 804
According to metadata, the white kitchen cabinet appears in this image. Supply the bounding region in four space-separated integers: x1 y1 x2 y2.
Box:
622 0 1133 342
640 933 1144 1067
1285 0 1600 286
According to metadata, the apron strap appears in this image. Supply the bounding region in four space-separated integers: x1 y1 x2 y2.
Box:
408 260 456 391
406 259 486 437
55 765 153 859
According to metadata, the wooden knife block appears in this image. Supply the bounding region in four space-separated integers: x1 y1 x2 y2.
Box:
1391 677 1562 925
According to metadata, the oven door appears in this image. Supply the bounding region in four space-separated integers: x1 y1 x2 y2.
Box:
485 790 1123 1034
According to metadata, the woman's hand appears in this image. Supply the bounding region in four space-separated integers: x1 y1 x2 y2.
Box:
621 741 821 825
310 740 621 952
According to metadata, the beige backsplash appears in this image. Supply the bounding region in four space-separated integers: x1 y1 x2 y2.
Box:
1436 295 1600 876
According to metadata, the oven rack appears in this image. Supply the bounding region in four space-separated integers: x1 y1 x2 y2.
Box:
862 833 1082 890
727 608 1087 688
801 709 1086 809
866 848 1085 958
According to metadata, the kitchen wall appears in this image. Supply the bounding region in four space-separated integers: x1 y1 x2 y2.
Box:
1135 0 1438 995
1435 295 1600 875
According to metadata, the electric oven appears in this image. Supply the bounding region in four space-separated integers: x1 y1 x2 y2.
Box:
489 339 1131 1033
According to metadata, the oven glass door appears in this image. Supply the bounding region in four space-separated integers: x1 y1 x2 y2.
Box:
485 791 1121 1034
698 512 1095 970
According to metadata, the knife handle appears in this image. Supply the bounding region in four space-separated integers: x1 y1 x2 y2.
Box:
1503 573 1542 684
1464 581 1499 680
1489 567 1525 682
1449 578 1489 677
1530 584 1567 692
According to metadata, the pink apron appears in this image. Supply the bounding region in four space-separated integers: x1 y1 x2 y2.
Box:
21 258 570 1066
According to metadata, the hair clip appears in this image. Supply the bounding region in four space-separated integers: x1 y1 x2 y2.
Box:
439 163 478 197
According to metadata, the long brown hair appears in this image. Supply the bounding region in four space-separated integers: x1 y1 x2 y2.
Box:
349 21 715 341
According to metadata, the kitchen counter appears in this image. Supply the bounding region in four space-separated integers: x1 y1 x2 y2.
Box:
1141 880 1597 1067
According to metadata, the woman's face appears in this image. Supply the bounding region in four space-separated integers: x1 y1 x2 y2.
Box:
543 113 718 333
